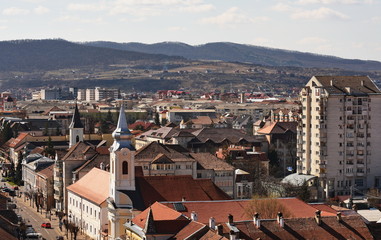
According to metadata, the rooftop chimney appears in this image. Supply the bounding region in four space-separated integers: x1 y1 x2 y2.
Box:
253 212 260 228
330 79 334 86
361 80 364 86
209 217 216 229
229 230 236 240
191 211 198 221
228 214 234 225
336 212 342 222
100 162 105 170
277 212 284 228
216 224 223 235
315 210 321 225
182 197 186 202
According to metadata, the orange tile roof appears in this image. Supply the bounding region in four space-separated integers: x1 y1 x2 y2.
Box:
170 221 206 239
9 132 29 148
66 168 110 205
132 202 185 229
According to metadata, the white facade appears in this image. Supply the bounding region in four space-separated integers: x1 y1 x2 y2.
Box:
297 76 381 200
67 192 108 240
85 88 95 102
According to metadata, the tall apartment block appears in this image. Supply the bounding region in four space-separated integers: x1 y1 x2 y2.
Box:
297 76 381 200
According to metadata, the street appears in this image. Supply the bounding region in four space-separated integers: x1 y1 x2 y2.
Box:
2 179 65 240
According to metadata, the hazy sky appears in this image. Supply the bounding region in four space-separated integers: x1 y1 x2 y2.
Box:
1 0 380 61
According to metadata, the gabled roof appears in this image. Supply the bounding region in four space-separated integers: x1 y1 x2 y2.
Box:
169 221 207 239
190 153 235 171
257 122 297 135
132 202 187 229
189 128 259 144
62 141 98 161
151 153 174 164
67 168 110 205
135 142 195 163
9 132 29 148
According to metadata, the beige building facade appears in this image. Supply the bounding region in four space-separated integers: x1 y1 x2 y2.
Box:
297 76 381 200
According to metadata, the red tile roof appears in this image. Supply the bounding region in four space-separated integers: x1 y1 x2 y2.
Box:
8 132 29 148
162 198 336 225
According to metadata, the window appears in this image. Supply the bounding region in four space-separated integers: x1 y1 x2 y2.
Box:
176 165 181 169
122 161 128 174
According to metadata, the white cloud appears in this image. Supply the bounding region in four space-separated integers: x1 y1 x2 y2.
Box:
34 6 50 14
298 37 328 45
295 0 373 4
56 15 104 24
67 3 107 12
201 7 268 27
22 0 46 3
0 25 7 30
179 4 214 13
2 7 30 16
168 26 186 31
291 7 349 20
272 3 294 12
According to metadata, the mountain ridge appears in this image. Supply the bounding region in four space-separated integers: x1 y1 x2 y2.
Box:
84 41 381 72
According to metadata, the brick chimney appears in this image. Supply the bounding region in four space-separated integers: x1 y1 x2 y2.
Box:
229 230 236 240
315 210 321 225
253 212 260 228
209 217 216 229
216 224 223 235
191 211 198 221
336 212 342 222
228 214 234 225
277 212 284 228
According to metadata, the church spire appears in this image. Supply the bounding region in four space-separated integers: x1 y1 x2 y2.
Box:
111 104 134 151
69 104 83 129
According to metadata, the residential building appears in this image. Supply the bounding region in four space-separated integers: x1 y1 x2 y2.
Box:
94 87 120 101
297 76 381 200
85 88 95 102
40 88 61 100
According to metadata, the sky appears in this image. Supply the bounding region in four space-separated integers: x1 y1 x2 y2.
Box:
1 0 380 61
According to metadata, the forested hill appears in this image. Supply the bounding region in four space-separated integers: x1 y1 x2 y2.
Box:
85 41 381 72
0 39 183 72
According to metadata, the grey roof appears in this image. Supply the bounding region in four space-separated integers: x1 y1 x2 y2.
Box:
314 76 381 95
111 105 134 151
281 173 317 186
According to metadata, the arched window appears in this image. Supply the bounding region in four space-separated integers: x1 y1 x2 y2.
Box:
76 135 80 143
122 161 128 175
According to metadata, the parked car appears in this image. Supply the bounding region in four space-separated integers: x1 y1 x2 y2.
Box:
25 226 35 235
41 222 51 228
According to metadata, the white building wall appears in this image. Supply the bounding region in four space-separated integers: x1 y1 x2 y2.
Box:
67 191 106 240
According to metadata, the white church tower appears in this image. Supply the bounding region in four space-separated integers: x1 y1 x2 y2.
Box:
108 105 136 239
69 104 84 148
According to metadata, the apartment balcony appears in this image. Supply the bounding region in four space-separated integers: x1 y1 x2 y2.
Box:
345 172 354 177
357 172 364 177
346 146 355 151
357 163 365 168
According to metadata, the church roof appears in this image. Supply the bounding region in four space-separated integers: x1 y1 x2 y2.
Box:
69 104 83 128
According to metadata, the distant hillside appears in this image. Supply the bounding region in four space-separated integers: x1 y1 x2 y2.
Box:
85 41 381 72
0 39 182 72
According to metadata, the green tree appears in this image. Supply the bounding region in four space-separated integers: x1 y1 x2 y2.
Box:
44 136 55 157
154 112 160 126
0 122 13 145
106 110 113 123
14 152 24 185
